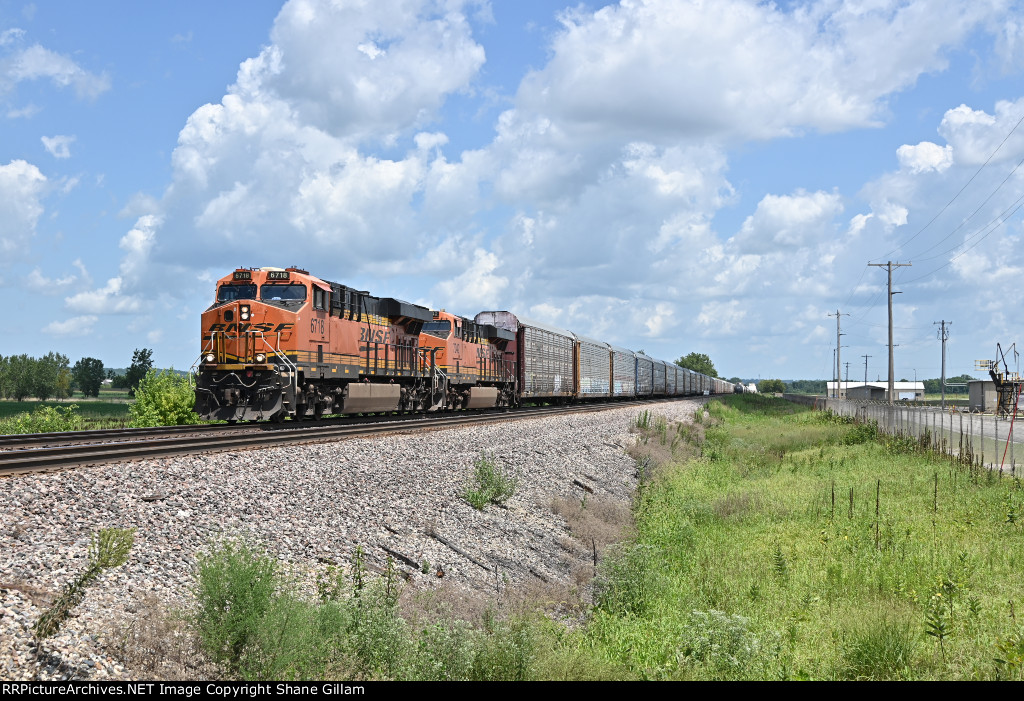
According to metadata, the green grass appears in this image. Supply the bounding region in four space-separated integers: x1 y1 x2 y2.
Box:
0 400 130 420
192 542 536 681
161 394 1024 680
0 401 135 432
544 395 1024 680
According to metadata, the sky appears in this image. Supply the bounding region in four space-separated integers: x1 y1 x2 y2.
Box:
3 0 1024 384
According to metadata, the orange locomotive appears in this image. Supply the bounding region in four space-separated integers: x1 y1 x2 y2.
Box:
194 267 518 422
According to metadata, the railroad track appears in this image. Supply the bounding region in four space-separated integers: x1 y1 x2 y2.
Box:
0 397 697 477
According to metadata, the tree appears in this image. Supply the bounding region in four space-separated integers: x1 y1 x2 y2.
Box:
128 369 200 427
759 379 787 394
675 352 717 378
72 358 105 398
7 354 36 401
34 352 69 402
0 355 8 399
125 348 154 397
728 376 742 384
55 367 72 400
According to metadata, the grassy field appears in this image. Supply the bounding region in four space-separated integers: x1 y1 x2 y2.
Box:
105 395 1024 680
550 395 1024 680
0 398 131 430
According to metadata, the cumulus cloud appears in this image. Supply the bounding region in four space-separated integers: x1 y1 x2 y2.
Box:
511 0 1001 142
732 190 844 253
43 315 98 336
697 300 746 337
1 41 110 99
65 277 140 315
433 248 509 311
26 266 78 294
938 99 1024 165
897 141 954 173
0 159 46 258
41 134 75 159
128 0 488 283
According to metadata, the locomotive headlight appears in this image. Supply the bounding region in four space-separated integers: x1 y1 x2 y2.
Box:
240 304 251 321
255 353 266 363
204 353 215 363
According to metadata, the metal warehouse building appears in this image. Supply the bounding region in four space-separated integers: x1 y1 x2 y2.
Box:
826 381 925 401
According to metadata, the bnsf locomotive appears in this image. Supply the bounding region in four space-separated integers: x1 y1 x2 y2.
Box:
194 267 733 422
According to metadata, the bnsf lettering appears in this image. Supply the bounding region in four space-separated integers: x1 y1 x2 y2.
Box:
358 327 392 344
208 323 293 333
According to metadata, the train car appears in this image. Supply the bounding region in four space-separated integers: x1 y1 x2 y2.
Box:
573 334 612 398
418 309 518 409
474 312 575 401
635 352 654 396
652 358 667 397
667 362 677 396
609 345 636 398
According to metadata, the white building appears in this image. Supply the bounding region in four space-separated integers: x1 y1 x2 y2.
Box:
826 381 924 401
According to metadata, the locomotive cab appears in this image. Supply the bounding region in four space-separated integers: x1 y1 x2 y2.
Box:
195 268 307 422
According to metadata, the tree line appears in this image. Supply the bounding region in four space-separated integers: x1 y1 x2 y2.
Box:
0 349 154 401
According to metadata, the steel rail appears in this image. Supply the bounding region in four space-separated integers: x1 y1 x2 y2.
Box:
0 397 695 477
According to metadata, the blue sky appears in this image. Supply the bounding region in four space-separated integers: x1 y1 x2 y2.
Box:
2 0 1024 384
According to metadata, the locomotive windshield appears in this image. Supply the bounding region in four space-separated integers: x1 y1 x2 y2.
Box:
260 283 307 302
421 320 451 338
217 284 257 301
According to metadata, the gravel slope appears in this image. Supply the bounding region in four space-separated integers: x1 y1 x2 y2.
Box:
0 398 703 681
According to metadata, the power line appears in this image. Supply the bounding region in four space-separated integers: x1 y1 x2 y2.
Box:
897 197 1024 285
907 150 1024 262
872 109 1024 262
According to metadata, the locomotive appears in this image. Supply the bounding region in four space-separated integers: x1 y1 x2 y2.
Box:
194 267 733 422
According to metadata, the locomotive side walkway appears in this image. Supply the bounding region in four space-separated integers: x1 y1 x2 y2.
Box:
0 397 705 680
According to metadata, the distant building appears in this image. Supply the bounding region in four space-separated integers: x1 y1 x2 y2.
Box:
968 380 997 412
826 381 924 401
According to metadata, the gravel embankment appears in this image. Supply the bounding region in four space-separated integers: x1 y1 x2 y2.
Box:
0 398 703 681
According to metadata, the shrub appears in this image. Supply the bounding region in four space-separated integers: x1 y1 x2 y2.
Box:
0 403 83 434
593 543 660 616
194 540 279 676
840 619 915 680
461 453 518 510
677 609 776 679
128 369 200 427
191 541 536 680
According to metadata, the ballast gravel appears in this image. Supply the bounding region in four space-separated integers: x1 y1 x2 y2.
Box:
0 398 704 681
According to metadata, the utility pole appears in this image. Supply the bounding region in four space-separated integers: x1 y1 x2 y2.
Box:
934 320 951 410
828 309 849 398
862 354 872 387
868 261 911 404
844 361 850 398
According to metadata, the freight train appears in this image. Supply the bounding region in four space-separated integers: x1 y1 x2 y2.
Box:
194 267 734 422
